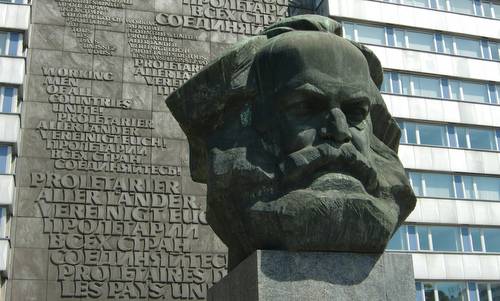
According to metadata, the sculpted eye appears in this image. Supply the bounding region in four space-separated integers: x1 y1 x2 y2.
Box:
341 100 370 126
282 92 327 118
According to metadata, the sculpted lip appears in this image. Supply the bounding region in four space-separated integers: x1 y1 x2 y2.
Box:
279 143 380 195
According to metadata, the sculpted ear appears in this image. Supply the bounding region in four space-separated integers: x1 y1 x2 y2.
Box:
348 41 401 151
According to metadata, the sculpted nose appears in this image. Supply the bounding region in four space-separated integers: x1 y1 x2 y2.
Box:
321 108 352 143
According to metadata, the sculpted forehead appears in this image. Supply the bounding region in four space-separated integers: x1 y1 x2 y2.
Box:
254 31 373 96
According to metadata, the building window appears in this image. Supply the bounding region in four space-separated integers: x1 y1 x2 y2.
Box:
0 0 26 4
408 171 500 201
0 145 13 174
0 208 6 239
416 281 471 301
398 121 499 151
388 225 500 253
0 31 23 57
0 87 18 113
417 281 500 301
382 71 499 105
342 21 499 61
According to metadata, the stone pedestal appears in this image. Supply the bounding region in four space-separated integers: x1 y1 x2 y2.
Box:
208 250 416 301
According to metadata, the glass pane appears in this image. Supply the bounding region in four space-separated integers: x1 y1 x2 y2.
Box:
483 228 500 252
395 29 405 48
2 87 15 113
406 30 435 52
461 228 472 252
356 24 386 45
491 42 500 61
463 176 475 199
424 283 436 301
413 76 441 98
492 283 500 301
462 81 489 103
416 282 425 301
410 172 423 196
449 80 461 100
435 282 467 301
423 173 454 198
0 32 7 55
471 228 483 251
482 2 492 17
443 35 454 54
418 226 430 250
0 146 8 174
456 127 468 148
387 226 408 250
474 176 500 201
418 123 446 146
8 32 20 56
469 128 495 150
382 72 391 92
478 283 489 301
431 226 461 251
401 0 430 7
343 23 355 40
494 3 500 19
401 74 411 95
455 37 482 58
407 122 417 144
449 0 475 14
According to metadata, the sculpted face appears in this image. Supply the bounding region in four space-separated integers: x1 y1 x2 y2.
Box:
166 19 417 269
256 33 379 191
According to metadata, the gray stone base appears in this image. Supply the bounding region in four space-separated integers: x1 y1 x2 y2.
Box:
208 250 416 301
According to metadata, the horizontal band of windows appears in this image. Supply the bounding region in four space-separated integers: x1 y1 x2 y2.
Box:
373 0 500 20
407 170 500 201
415 280 500 301
382 70 499 105
397 120 500 152
388 224 500 254
0 31 23 57
342 21 500 62
0 0 28 4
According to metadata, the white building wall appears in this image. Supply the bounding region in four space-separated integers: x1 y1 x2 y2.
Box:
384 94 500 128
0 115 20 147
399 145 500 175
412 253 500 280
0 3 30 31
0 58 25 85
408 198 500 226
368 45 500 83
0 175 14 207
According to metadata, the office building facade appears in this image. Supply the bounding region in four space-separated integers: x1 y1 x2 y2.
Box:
0 0 28 299
326 0 500 300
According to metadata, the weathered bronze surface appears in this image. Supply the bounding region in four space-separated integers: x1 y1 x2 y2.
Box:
167 15 417 269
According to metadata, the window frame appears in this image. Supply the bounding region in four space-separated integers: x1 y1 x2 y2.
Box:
0 145 13 175
0 86 19 113
0 31 23 57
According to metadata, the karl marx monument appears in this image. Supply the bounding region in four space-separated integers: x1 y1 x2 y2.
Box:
166 15 417 300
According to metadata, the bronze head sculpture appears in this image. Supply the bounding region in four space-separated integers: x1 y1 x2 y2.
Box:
166 15 417 269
